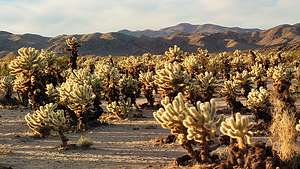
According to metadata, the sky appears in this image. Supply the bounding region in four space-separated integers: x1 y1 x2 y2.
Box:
0 0 299 37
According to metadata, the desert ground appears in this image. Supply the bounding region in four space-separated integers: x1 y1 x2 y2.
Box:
0 98 187 169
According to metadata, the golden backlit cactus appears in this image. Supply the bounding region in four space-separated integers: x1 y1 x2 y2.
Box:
66 37 79 49
25 103 68 146
232 70 253 97
153 92 188 145
183 99 223 143
59 81 95 112
9 47 45 75
220 113 253 149
0 75 14 100
154 92 224 162
195 71 216 96
58 74 96 131
95 62 120 103
164 45 185 62
182 54 204 76
66 37 80 70
106 98 132 119
45 83 59 101
230 50 245 72
118 56 144 76
154 62 190 99
119 75 140 108
187 71 217 104
139 71 156 106
246 87 272 123
247 87 269 110
267 64 294 82
249 63 267 88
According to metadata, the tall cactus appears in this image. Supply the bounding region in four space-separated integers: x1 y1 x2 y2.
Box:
9 47 46 108
66 37 80 70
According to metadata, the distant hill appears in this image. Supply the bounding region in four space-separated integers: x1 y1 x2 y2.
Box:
0 23 300 57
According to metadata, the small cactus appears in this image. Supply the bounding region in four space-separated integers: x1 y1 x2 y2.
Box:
25 103 68 147
220 113 253 149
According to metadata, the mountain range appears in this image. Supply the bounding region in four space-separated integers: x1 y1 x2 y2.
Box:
1 23 300 57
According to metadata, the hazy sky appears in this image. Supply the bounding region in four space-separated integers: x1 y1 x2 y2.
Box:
0 0 299 36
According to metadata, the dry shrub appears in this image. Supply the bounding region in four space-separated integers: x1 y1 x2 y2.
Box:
0 144 12 155
269 110 299 161
76 135 93 149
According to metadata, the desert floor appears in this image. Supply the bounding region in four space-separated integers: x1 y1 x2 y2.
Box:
0 98 192 169
0 97 279 169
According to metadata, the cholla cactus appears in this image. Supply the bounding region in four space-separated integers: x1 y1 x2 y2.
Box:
95 62 120 103
182 54 204 76
220 113 253 149
45 83 59 101
9 47 47 107
118 56 144 77
154 92 223 161
139 71 156 106
267 64 293 82
164 45 185 63
247 87 269 109
208 52 229 79
267 64 295 107
25 103 69 147
221 80 245 113
154 62 190 100
59 80 95 130
249 63 267 89
9 47 45 75
0 75 14 100
118 75 141 109
186 71 217 105
106 98 132 119
154 93 188 145
232 70 253 98
246 87 271 123
230 50 245 73
66 37 80 70
296 120 300 132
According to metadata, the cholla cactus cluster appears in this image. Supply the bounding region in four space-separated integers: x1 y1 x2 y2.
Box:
220 113 253 149
0 75 14 100
58 68 96 130
95 62 121 103
154 92 223 161
118 75 140 109
164 45 185 62
246 87 271 123
9 47 47 107
182 54 204 76
139 71 156 106
106 98 132 119
232 70 253 97
154 62 190 100
25 103 68 146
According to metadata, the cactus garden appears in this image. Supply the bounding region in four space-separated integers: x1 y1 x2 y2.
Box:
1 39 300 169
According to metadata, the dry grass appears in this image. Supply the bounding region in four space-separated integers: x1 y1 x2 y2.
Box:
269 109 299 161
76 135 93 148
0 144 12 155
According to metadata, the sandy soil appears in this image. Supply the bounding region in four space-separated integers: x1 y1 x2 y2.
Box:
0 99 187 169
0 97 281 169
